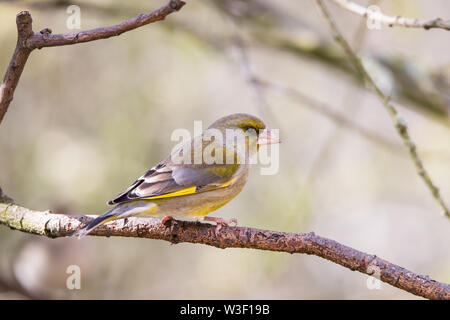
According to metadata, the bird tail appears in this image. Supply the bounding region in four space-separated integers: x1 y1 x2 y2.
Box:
70 207 121 239
70 201 157 239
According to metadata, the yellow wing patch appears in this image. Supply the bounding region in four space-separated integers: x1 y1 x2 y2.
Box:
143 176 238 200
220 176 237 188
144 186 198 200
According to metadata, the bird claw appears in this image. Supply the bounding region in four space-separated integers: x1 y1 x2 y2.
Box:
161 216 178 233
161 216 174 226
203 216 238 234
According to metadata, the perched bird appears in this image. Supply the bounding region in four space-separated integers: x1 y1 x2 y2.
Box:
71 113 279 238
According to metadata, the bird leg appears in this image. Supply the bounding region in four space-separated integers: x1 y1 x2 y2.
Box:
203 216 238 234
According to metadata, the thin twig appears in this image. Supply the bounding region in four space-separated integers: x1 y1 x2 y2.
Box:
0 0 185 124
300 2 379 187
219 6 273 124
331 0 450 31
0 11 33 124
259 80 401 154
4 0 448 118
0 203 449 300
230 35 270 121
316 0 450 219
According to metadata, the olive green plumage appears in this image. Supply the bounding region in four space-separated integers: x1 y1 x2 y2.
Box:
72 113 273 238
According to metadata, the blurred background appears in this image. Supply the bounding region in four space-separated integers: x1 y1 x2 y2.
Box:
0 0 449 299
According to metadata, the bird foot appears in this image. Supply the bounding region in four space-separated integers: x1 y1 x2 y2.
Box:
161 216 178 234
161 216 179 244
203 216 238 234
161 215 174 226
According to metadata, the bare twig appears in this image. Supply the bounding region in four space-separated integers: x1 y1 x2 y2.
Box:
259 80 401 154
230 35 271 121
0 11 33 124
300 0 379 187
316 0 450 219
3 0 449 118
330 0 450 31
0 203 448 300
219 6 273 124
25 1 185 49
0 0 185 124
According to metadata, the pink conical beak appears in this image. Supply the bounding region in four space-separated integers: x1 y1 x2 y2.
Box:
258 129 280 145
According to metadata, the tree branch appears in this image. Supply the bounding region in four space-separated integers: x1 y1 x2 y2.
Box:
0 12 33 124
316 0 450 219
4 1 449 119
330 0 450 31
0 0 185 124
0 202 449 300
25 0 185 49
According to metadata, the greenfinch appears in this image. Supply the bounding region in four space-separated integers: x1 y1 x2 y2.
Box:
72 113 279 238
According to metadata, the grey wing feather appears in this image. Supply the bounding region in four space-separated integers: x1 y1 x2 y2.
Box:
171 167 222 186
108 135 241 205
108 163 225 205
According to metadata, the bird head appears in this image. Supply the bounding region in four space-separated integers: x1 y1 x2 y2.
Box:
207 113 280 158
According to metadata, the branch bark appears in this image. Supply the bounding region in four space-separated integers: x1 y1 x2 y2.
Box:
331 0 450 31
0 202 449 300
0 0 185 124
